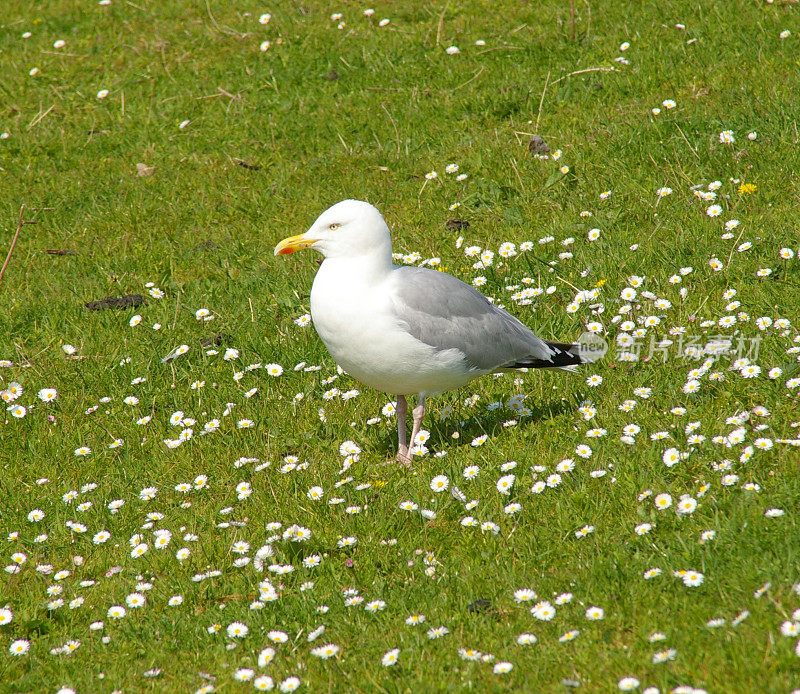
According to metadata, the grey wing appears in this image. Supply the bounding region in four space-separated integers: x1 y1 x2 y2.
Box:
389 266 558 371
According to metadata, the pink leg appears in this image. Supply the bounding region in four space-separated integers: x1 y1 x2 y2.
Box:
408 396 426 453
395 395 409 462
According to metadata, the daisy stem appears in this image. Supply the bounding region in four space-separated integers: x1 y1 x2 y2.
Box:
0 206 34 290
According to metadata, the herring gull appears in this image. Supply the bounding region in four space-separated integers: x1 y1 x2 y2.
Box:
275 200 600 464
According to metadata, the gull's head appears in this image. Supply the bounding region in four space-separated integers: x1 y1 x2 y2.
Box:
274 199 392 260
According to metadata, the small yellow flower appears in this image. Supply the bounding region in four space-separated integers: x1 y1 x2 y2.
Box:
738 183 756 195
594 278 608 288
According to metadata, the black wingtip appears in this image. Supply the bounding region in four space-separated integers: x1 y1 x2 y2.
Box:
507 340 598 370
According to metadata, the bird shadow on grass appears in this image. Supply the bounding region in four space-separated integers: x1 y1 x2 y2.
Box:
369 392 583 461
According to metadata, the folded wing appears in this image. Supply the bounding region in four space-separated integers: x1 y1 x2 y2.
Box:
389 266 587 372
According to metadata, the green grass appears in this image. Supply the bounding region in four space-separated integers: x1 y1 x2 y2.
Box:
2 1 800 692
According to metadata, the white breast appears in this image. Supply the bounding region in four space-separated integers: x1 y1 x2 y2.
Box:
309 259 475 396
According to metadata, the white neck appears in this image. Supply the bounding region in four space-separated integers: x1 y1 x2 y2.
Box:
319 244 394 285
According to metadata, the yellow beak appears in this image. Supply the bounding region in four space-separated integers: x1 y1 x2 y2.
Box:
274 233 318 256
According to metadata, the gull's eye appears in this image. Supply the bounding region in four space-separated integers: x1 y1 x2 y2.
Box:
328 223 340 230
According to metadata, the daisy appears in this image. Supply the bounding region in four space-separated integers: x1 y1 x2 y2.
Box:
676 496 698 515
546 473 562 488
496 474 515 494
556 459 575 473
732 610 750 627
463 465 480 480
531 601 556 621
311 643 340 659
107 605 127 619
654 493 672 510
662 447 681 467
7 404 25 418
226 621 249 638
426 626 449 639
741 364 761 378
234 669 255 682
513 588 537 603
780 621 800 637
267 630 289 644
430 475 449 492
498 242 517 257
37 388 58 402
753 437 773 450
682 570 704 587
256 646 276 667
381 648 400 666
459 648 481 661
9 639 30 655
27 508 45 522
279 677 301 693
618 677 640 691
126 593 146 608
253 676 274 691
93 530 111 544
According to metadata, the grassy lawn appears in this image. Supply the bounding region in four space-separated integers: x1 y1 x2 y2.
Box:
2 0 800 691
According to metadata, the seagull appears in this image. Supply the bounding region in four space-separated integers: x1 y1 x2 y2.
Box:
275 200 601 464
